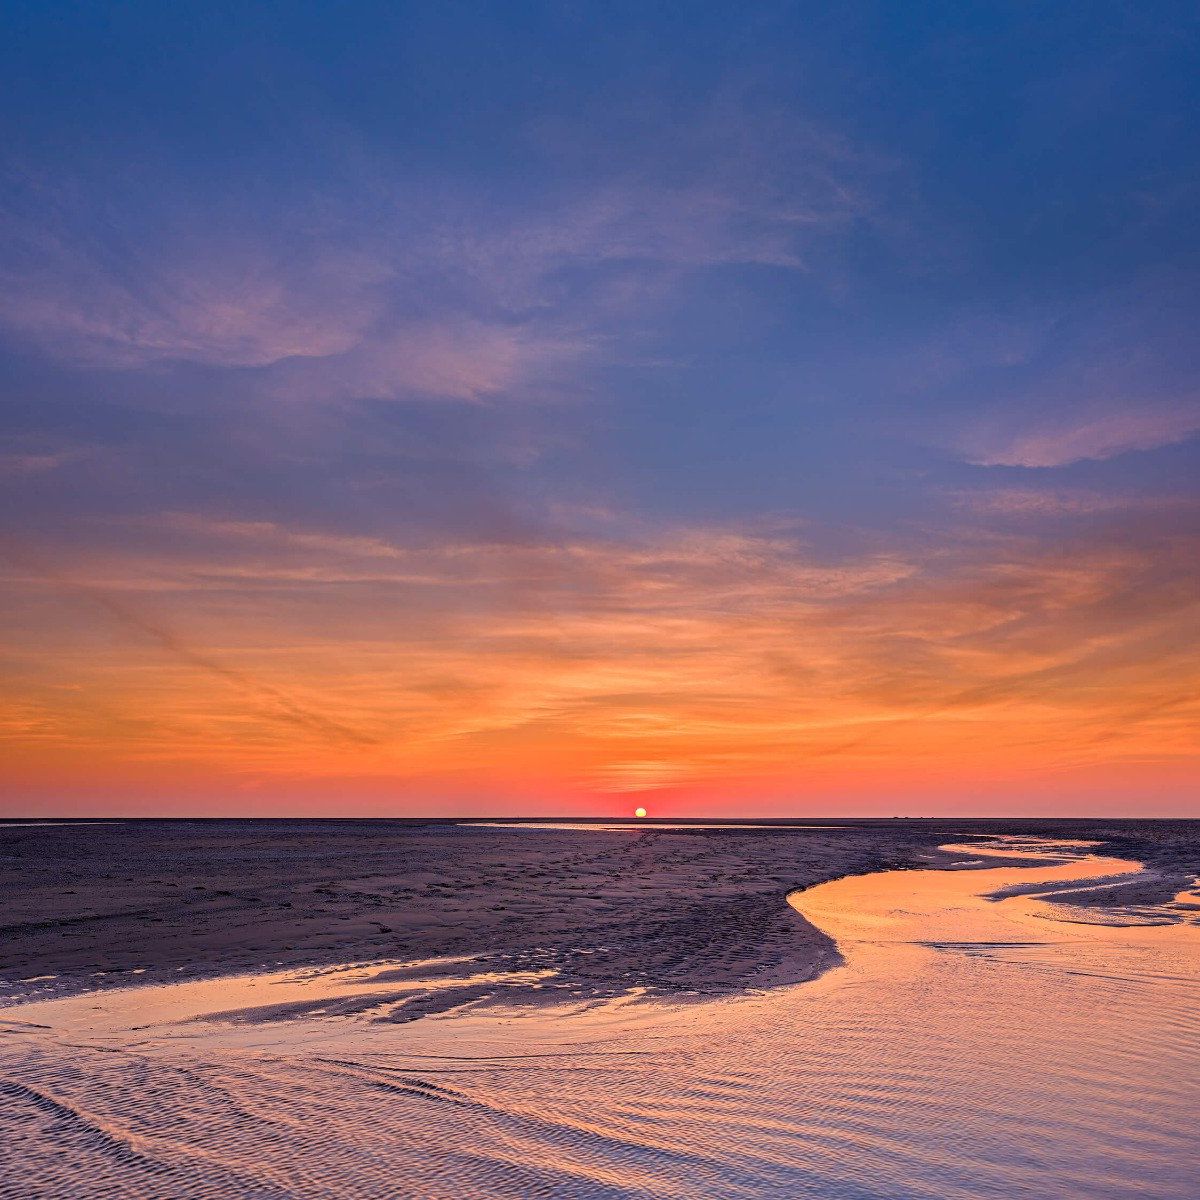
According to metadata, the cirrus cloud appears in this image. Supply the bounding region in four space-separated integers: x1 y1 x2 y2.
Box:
959 400 1200 468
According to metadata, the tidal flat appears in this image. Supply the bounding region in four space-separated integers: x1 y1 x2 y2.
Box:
1 819 1197 1198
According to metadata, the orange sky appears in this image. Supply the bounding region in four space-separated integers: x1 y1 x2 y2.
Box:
3 6 1199 816
3 498 1197 816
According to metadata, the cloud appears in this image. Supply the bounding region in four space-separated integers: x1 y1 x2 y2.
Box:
4 505 1196 793
0 99 879 405
0 189 388 369
0 448 88 476
959 401 1200 467
266 319 591 405
590 760 689 792
909 281 1200 469
0 540 378 747
942 485 1198 518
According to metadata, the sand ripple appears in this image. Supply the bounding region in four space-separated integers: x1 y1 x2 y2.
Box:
2 840 1197 1198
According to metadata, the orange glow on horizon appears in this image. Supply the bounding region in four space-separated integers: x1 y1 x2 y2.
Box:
1 511 1197 816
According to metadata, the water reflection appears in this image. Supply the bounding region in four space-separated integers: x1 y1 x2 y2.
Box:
462 821 844 832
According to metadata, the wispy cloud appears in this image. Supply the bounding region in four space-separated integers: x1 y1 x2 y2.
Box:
959 400 1200 467
0 184 388 369
912 284 1200 469
0 98 881 407
591 760 690 792
942 485 1199 518
0 540 379 747
0 447 89 476
3 507 1195 793
265 319 592 405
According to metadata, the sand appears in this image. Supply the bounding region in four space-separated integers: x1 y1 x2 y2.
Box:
1 818 1197 1008
0 827 1197 1199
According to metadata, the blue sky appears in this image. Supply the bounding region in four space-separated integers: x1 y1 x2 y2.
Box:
1 2 1198 813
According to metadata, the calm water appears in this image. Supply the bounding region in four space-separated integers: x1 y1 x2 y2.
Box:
1 838 1196 1198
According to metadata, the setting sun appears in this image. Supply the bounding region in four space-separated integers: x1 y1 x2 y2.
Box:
634 807 648 818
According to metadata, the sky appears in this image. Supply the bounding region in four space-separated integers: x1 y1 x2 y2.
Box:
1 2 1198 817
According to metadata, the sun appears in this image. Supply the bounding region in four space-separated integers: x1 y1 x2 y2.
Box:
634 807 647 818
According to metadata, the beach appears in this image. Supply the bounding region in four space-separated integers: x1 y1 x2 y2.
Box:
1 820 1199 1197
3 818 1197 1009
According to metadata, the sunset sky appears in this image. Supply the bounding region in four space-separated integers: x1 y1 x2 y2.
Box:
2 3 1197 816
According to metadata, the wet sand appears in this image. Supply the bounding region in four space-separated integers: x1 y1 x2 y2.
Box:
1 830 1197 1198
2 818 1197 1010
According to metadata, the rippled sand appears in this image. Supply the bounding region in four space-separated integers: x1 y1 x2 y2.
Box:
2 836 1197 1198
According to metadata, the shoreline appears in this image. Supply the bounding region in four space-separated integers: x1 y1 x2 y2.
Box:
2 819 1197 1010
5 829 1196 1200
